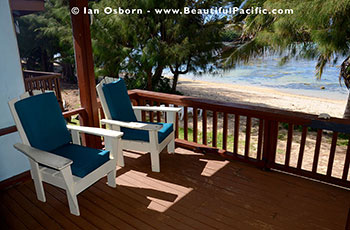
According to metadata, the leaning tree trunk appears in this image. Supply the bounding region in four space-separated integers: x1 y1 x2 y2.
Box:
172 72 179 92
341 57 350 119
146 70 153 91
61 63 76 83
344 92 350 119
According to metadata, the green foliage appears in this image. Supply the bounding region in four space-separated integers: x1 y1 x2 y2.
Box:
17 0 76 82
91 0 226 91
223 0 350 86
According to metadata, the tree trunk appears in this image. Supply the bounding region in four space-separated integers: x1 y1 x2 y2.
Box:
172 72 179 92
61 63 76 83
343 92 350 119
40 49 49 71
153 65 164 85
146 70 153 91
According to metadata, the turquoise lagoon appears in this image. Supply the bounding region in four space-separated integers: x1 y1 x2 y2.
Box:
183 57 349 101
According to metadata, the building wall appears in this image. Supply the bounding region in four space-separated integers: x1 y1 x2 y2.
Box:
0 0 29 181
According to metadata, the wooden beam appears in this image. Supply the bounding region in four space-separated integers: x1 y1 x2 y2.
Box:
10 0 44 12
69 0 101 148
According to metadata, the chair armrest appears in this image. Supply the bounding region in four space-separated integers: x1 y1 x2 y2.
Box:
14 143 72 170
132 106 181 113
66 125 123 138
101 119 162 131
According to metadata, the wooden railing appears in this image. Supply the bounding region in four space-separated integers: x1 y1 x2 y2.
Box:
127 89 350 188
23 70 63 110
1 89 349 188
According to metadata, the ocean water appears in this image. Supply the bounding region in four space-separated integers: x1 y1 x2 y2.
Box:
182 57 349 101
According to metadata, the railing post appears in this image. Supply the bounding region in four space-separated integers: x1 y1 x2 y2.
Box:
70 0 101 148
262 120 278 170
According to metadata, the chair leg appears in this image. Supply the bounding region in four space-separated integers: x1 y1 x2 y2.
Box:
116 145 124 167
167 137 175 154
150 150 160 172
29 160 46 202
107 169 117 188
66 189 80 216
61 167 80 216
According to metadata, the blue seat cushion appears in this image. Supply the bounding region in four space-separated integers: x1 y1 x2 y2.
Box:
102 78 137 122
121 122 173 144
52 144 110 178
14 92 72 152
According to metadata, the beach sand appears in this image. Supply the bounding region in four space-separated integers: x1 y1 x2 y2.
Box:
177 78 348 118
176 78 349 178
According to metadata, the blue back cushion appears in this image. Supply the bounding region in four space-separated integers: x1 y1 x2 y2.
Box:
102 78 137 122
52 143 110 178
14 92 72 152
121 122 173 144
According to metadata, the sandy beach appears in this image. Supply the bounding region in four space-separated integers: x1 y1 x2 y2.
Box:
177 77 348 118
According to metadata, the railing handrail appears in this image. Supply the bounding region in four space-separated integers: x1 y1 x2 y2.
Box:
22 70 64 111
24 74 60 82
23 70 60 78
129 89 350 126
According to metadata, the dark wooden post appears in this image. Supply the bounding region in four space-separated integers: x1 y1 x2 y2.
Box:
262 120 278 170
69 0 101 148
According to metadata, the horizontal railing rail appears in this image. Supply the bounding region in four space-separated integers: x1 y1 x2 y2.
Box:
23 70 64 110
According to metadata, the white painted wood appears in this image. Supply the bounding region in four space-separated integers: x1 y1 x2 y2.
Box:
134 109 142 121
132 106 181 113
8 97 30 146
70 129 81 145
96 80 112 119
14 143 73 170
8 91 122 216
167 133 175 154
101 119 162 131
149 130 160 172
61 167 79 216
19 92 30 99
29 159 46 202
66 124 123 138
32 90 42 95
96 78 180 172
105 136 124 167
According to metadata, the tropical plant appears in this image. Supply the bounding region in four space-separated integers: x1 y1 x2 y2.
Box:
91 0 226 92
223 0 350 118
16 0 76 82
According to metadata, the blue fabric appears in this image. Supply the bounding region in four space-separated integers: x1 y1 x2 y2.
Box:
14 92 72 152
121 122 173 144
52 143 110 178
102 78 137 122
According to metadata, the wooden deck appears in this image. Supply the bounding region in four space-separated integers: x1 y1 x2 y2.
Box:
1 147 349 230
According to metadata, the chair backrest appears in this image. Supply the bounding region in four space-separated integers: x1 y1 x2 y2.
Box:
9 92 72 152
97 78 137 122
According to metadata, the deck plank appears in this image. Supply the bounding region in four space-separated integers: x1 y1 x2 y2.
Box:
0 147 349 230
1 191 45 230
0 202 29 230
18 185 81 230
8 188 62 230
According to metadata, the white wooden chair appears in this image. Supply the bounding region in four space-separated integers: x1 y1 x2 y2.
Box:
8 91 124 216
96 78 181 172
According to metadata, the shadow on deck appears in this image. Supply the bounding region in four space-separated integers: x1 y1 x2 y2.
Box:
1 147 349 230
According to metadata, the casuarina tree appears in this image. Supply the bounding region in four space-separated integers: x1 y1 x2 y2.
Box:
223 0 350 118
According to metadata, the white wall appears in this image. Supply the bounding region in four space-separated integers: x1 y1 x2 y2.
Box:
0 0 30 181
